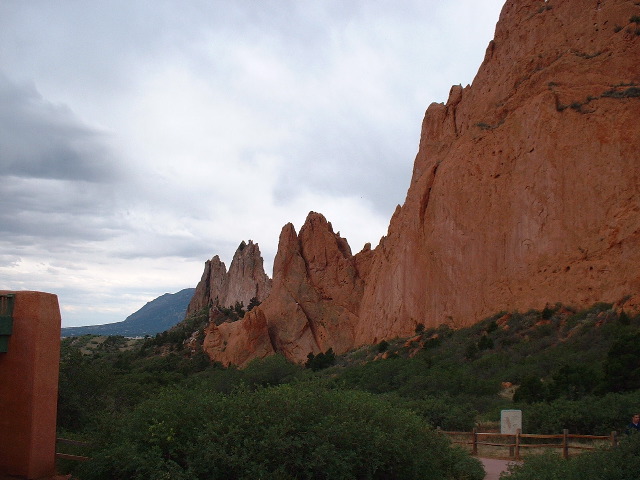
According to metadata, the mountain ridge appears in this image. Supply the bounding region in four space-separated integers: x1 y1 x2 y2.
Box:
61 288 195 337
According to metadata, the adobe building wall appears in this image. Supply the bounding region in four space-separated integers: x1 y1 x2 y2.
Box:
0 291 61 479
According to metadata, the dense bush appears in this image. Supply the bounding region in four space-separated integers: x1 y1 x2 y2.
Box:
504 432 640 480
57 345 112 431
603 332 640 392
383 394 479 431
240 353 305 387
512 376 547 404
305 348 336 371
521 391 640 435
58 337 217 433
76 385 484 480
513 364 601 404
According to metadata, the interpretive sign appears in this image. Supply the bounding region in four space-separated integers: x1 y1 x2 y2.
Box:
501 409 522 434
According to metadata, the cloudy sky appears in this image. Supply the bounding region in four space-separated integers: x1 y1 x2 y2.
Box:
0 1 505 327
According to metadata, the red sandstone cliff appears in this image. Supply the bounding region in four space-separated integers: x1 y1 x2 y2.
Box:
201 0 640 365
355 0 640 344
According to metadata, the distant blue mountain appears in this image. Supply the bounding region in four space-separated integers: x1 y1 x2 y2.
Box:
61 288 196 337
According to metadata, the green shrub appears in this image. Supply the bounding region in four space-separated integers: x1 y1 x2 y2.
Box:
478 335 494 351
423 336 441 349
618 310 630 325
247 296 261 311
465 341 479 360
305 348 336 371
76 385 484 480
241 354 304 387
522 391 640 435
602 87 640 98
603 332 640 392
513 376 548 404
548 364 600 400
387 394 479 430
57 346 113 432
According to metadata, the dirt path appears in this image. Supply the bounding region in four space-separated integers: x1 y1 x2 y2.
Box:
480 457 520 479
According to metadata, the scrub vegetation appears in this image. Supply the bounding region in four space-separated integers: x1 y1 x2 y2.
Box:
58 302 640 479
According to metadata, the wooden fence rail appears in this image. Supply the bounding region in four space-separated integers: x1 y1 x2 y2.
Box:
56 438 91 462
437 428 617 460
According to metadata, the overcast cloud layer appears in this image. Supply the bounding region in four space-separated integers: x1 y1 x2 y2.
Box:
0 1 505 327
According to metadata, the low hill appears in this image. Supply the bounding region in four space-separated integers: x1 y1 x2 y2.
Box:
61 288 195 337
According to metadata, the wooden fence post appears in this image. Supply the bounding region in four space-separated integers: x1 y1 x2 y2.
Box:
515 429 521 460
562 429 569 459
472 428 478 456
610 431 618 447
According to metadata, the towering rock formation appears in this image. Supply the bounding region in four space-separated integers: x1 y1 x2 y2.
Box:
201 0 640 365
202 213 369 364
186 240 272 318
355 0 640 344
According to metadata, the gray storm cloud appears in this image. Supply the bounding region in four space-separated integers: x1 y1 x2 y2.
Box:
0 73 128 253
0 74 119 183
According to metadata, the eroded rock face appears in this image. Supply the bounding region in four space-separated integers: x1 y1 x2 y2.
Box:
225 241 273 309
202 307 275 366
202 0 640 365
204 212 369 365
185 255 227 317
355 0 640 343
262 213 366 362
186 240 272 318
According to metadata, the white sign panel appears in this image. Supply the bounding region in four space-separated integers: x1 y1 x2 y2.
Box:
501 409 522 435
